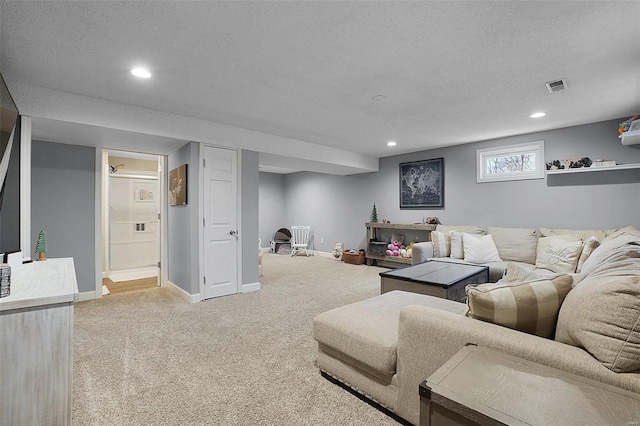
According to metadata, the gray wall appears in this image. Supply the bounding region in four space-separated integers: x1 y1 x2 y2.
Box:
274 119 640 251
167 142 200 294
28 139 255 298
258 172 285 247
241 150 259 285
31 140 96 292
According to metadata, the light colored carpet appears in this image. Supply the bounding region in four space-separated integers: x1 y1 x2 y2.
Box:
73 253 399 425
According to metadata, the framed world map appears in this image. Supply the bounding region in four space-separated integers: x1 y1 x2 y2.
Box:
399 158 444 209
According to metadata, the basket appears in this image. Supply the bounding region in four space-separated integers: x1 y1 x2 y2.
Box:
0 264 10 298
343 250 365 265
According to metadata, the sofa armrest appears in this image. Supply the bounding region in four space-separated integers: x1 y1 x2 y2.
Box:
411 242 433 265
395 305 640 426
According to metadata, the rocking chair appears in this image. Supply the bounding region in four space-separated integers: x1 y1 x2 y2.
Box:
290 226 312 257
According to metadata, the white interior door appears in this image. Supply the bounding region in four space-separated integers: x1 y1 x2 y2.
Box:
202 146 238 299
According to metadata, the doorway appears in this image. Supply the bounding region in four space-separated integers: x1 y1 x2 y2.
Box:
102 150 164 295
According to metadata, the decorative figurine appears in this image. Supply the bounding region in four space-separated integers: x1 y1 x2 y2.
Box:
35 230 47 261
370 203 378 223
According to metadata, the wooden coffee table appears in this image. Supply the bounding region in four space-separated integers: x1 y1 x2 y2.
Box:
419 345 640 426
379 260 488 302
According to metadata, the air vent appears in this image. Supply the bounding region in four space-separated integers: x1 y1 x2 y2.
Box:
546 79 567 93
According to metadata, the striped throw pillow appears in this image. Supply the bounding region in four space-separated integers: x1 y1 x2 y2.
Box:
431 230 453 257
465 275 573 338
450 231 465 259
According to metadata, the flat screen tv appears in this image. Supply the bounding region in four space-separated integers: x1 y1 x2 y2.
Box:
0 73 20 257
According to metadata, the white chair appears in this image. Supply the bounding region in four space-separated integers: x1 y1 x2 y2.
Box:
290 226 311 257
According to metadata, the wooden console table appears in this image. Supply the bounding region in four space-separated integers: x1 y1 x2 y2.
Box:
0 258 78 426
419 345 640 426
365 222 435 268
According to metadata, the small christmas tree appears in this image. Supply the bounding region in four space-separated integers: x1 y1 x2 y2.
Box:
35 230 47 261
370 203 378 223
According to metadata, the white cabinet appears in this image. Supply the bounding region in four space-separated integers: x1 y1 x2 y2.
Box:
0 258 78 426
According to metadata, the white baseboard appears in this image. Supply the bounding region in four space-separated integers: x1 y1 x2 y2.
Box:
102 271 108 279
241 281 260 293
77 290 99 302
109 267 158 282
167 280 200 303
315 250 335 258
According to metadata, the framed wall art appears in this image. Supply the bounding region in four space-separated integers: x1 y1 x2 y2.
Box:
133 184 154 202
169 164 187 206
399 158 444 209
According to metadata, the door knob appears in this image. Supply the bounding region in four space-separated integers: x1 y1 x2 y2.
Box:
229 230 237 235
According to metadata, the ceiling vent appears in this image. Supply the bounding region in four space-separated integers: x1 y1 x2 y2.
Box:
546 79 567 93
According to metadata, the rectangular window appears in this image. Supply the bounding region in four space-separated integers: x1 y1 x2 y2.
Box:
476 141 545 183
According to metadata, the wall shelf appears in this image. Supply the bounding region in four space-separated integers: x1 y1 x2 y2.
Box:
620 130 640 146
365 222 437 231
546 163 640 175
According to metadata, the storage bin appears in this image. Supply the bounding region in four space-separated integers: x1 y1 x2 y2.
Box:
343 250 365 265
368 241 387 256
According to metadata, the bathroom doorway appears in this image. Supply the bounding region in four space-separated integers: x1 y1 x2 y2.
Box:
102 150 164 295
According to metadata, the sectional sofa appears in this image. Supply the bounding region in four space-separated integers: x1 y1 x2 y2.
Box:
411 225 615 281
313 225 640 425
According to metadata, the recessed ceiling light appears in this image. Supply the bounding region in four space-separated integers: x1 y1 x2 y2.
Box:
387 141 397 147
529 112 546 118
131 67 151 79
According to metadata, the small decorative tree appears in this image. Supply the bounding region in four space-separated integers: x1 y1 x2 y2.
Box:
370 203 378 223
35 230 47 261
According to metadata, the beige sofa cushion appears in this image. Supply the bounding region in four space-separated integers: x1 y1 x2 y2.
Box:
556 229 640 373
578 227 640 276
556 273 640 373
486 226 538 264
501 262 553 283
435 225 484 235
538 227 617 243
312 291 466 382
428 257 544 283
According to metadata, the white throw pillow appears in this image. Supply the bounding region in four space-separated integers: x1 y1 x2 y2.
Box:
463 233 502 264
450 231 464 259
536 235 583 273
576 235 600 273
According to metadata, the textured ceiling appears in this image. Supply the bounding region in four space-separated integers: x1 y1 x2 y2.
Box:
1 1 639 174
